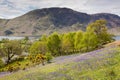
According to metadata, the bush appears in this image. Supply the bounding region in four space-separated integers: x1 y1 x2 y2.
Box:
45 52 53 63
28 54 46 65
7 65 20 72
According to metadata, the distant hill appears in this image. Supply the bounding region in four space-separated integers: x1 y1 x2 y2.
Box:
0 7 120 36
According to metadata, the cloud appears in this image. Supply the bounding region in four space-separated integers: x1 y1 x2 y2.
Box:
0 0 120 19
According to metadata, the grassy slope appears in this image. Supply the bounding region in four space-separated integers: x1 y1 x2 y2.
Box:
0 46 120 80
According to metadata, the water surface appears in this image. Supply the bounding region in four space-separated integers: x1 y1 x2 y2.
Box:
0 36 119 41
0 36 39 41
113 36 120 41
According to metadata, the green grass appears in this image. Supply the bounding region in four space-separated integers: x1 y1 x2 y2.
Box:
1 47 120 80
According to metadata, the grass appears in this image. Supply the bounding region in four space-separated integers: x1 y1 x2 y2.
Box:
0 46 120 80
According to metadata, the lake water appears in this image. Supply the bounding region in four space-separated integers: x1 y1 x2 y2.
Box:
0 36 120 41
114 36 120 41
0 36 39 41
0 36 24 40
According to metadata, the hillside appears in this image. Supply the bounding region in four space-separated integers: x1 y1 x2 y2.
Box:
0 7 120 36
0 46 120 80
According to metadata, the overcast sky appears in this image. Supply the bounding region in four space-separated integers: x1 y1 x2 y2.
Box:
0 0 120 19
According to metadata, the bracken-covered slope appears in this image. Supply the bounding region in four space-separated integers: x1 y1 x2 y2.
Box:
0 7 120 36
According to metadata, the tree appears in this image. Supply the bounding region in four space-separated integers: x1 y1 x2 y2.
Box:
29 41 47 55
74 30 83 51
40 34 47 41
61 32 76 54
24 36 29 41
47 32 61 56
0 40 23 64
87 19 113 45
81 28 98 51
20 36 31 52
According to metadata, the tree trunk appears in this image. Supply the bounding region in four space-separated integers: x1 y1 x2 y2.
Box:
6 54 14 64
86 46 89 51
7 56 10 64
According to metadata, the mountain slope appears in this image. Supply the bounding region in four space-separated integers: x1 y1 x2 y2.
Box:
0 46 119 80
0 7 120 36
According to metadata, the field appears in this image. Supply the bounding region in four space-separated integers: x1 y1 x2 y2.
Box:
0 46 120 80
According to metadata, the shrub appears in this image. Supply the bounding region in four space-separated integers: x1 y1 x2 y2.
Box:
45 52 53 63
7 65 20 72
28 54 46 65
7 66 14 72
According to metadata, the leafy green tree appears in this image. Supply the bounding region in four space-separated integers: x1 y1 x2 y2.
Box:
0 40 23 64
22 42 31 53
24 36 29 41
61 32 76 54
87 19 113 45
20 36 31 52
74 31 83 51
21 36 29 45
40 34 47 41
81 28 98 51
29 41 47 55
47 32 61 56
61 34 71 53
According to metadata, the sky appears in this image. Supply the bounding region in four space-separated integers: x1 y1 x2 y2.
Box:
0 0 120 19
